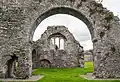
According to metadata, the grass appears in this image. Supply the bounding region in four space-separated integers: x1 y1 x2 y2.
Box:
32 62 120 82
1 62 119 82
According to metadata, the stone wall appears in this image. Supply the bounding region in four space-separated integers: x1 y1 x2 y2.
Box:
0 0 120 79
0 0 32 79
32 26 84 68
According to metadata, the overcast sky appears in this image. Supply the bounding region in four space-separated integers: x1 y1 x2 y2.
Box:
33 0 120 50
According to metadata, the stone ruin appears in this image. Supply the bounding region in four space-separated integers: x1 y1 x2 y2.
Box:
0 0 120 79
84 50 93 61
32 26 84 68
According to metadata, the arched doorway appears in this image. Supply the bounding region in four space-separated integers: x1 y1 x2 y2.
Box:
28 4 120 78
32 49 37 69
30 7 94 68
39 59 51 68
6 55 18 78
30 7 94 40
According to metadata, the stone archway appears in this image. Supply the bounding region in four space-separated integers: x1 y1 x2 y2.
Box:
39 59 51 68
0 0 120 79
28 1 120 78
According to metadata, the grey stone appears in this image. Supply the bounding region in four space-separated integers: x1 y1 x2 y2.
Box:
0 0 120 79
32 26 84 68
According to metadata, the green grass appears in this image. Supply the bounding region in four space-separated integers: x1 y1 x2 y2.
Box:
32 62 120 82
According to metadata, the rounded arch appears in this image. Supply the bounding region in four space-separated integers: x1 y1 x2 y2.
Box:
48 32 67 40
48 32 67 50
30 7 94 41
39 59 51 68
27 0 120 78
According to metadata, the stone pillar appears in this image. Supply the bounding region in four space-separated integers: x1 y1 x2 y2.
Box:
13 42 32 79
59 38 61 49
54 38 55 45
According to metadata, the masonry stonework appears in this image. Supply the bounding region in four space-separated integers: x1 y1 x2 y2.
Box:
32 26 84 68
0 0 120 79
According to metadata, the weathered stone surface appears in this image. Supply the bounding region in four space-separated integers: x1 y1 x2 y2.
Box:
0 0 120 79
32 26 84 68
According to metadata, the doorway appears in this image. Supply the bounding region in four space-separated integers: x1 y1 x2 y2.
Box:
6 55 18 78
40 59 51 68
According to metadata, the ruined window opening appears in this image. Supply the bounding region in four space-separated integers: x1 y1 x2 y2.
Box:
50 37 65 50
60 39 64 49
55 37 59 48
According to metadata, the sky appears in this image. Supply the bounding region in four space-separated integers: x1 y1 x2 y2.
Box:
33 0 120 50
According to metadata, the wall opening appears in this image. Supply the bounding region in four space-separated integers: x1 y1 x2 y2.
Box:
6 55 18 78
32 14 93 51
60 39 64 50
30 7 94 69
32 49 37 69
39 59 51 68
49 33 66 50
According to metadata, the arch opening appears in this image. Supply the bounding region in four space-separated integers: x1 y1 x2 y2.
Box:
6 55 18 78
39 59 51 68
32 49 37 69
31 7 94 70
32 12 93 51
30 7 94 42
49 33 67 50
